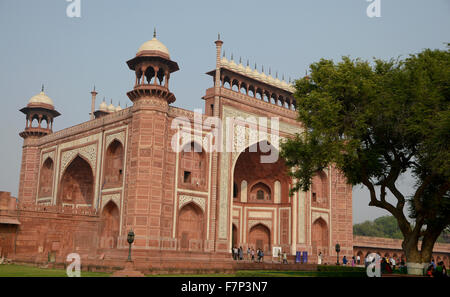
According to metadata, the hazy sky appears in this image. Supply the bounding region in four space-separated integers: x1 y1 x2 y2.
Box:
0 0 448 223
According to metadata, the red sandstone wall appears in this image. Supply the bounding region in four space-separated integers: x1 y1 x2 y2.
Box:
17 144 40 204
329 167 353 262
124 102 176 250
13 207 100 263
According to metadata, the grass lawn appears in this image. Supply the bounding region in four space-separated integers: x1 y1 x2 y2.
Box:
0 264 111 277
0 264 366 277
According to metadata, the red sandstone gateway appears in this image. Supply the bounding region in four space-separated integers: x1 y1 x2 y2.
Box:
0 34 448 273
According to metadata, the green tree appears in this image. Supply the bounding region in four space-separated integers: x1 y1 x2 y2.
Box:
280 47 450 274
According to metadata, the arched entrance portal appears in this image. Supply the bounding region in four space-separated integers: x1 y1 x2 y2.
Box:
232 224 238 249
311 218 329 256
177 203 204 251
248 224 271 253
59 155 94 206
99 201 120 248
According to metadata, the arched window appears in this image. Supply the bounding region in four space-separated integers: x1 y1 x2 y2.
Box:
39 157 54 198
157 67 165 85
249 182 271 202
103 140 124 189
145 66 155 84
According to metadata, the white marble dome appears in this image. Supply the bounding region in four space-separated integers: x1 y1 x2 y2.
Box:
28 91 54 107
137 37 170 58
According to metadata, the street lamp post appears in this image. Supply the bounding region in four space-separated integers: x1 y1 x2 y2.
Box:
127 230 135 262
335 243 340 266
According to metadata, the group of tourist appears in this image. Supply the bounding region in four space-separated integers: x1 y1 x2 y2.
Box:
426 260 448 277
231 246 265 263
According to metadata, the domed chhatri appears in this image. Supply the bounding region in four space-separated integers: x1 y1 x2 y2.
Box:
19 86 60 138
136 28 170 59
27 88 55 109
126 29 179 104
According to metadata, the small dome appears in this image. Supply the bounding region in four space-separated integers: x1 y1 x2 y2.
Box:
229 58 238 71
28 91 54 107
107 103 115 113
245 65 252 76
115 105 122 112
137 37 170 58
251 68 259 79
99 101 107 111
237 62 245 72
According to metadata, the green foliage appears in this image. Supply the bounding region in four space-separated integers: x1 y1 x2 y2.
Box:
281 47 450 262
353 215 405 239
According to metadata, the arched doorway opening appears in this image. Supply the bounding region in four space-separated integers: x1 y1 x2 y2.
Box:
99 201 120 248
232 224 238 249
177 203 204 251
311 218 329 256
59 155 94 206
248 224 271 253
233 141 290 204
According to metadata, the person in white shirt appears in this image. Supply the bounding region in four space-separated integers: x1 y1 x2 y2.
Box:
390 257 396 270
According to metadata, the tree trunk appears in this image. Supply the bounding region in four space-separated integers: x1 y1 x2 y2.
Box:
402 231 440 275
402 234 425 275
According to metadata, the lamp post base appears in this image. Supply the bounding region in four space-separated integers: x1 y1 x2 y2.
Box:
112 261 144 277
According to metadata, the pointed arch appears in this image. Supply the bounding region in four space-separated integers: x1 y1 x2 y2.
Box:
248 223 271 252
39 157 54 198
103 139 124 189
311 218 329 256
99 200 120 248
177 202 204 251
58 155 94 206
311 170 329 208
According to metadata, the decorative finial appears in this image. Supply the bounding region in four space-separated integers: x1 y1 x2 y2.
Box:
218 33 221 40
262 65 264 73
153 27 156 38
289 77 291 83
269 67 271 75
276 71 278 78
254 63 257 70
247 59 249 67
41 84 44 92
93 85 96 92
239 57 242 64
231 53 234 60
282 74 285 81
223 50 226 58
110 99 112 104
